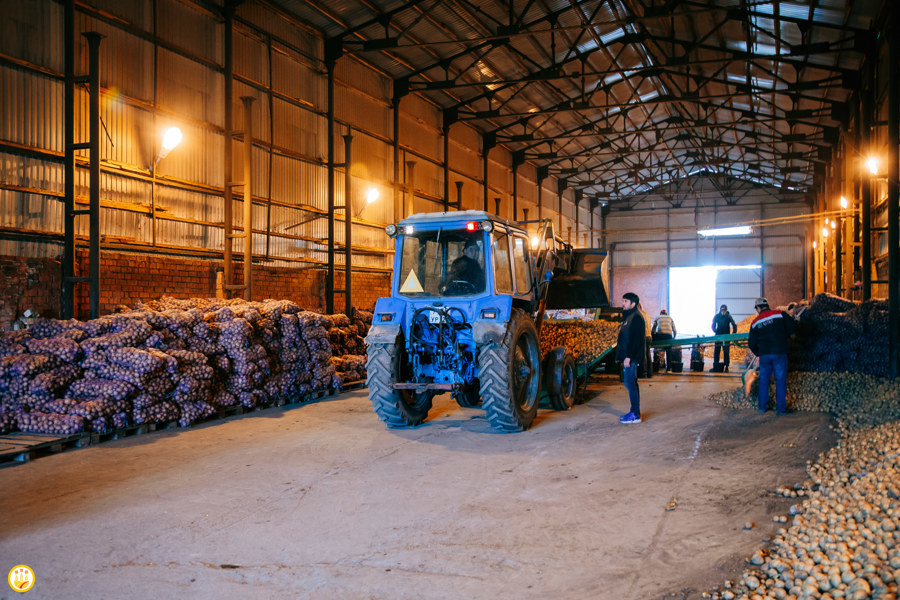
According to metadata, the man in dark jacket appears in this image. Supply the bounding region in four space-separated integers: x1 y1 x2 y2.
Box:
748 297 796 414
616 292 645 423
442 239 485 294
711 304 738 371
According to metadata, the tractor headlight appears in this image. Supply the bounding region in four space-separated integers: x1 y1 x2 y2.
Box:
385 224 397 236
482 221 494 232
481 308 499 319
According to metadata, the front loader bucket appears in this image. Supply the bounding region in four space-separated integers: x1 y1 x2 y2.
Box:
545 249 609 309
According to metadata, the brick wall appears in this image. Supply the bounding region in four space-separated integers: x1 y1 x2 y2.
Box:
610 265 669 315
74 251 218 317
0 256 62 329
333 270 392 312
0 250 393 330
764 264 806 308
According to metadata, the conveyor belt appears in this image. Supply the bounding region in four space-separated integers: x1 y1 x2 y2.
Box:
650 332 749 348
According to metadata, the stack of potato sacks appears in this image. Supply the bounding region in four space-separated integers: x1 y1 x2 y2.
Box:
326 308 372 384
788 293 889 377
0 297 371 435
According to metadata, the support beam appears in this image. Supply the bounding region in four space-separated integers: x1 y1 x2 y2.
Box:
393 98 400 221
85 31 103 320
241 96 254 301
62 0 75 319
344 133 353 316
223 1 235 298
326 60 336 314
889 5 900 378
861 66 873 301
443 119 451 211
483 145 489 211
512 163 518 220
406 161 416 216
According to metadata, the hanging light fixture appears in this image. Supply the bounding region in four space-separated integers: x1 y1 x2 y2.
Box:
697 225 752 237
866 156 879 176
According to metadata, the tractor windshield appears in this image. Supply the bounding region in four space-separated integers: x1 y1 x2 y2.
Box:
397 228 486 297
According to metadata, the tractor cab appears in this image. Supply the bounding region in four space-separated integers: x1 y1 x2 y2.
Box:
388 210 537 307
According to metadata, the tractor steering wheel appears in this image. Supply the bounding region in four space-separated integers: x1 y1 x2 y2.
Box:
443 280 476 295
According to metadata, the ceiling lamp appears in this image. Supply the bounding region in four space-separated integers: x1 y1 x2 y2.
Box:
697 226 752 237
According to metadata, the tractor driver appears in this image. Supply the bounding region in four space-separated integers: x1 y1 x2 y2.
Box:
441 238 485 294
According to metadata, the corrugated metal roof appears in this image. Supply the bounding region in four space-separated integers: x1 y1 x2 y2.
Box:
264 0 886 208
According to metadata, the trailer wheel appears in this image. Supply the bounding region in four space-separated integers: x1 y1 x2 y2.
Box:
548 352 577 411
366 341 433 427
480 309 541 432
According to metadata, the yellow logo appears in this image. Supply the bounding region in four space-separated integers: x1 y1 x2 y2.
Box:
8 565 35 593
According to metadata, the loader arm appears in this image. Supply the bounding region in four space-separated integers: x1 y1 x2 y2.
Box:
544 248 609 310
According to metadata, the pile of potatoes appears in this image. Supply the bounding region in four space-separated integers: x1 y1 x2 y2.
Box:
706 371 900 599
539 318 620 364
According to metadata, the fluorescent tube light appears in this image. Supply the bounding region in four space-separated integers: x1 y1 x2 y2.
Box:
697 226 752 237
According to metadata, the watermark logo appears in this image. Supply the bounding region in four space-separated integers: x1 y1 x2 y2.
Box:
8 565 35 593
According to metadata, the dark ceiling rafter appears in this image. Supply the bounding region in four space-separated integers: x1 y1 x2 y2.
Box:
272 0 883 209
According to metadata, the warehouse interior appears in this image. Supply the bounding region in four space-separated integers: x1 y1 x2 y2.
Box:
2 0 900 598
0 0 895 337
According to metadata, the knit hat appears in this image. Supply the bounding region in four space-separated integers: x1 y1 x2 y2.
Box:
622 292 640 304
660 309 667 315
720 304 728 311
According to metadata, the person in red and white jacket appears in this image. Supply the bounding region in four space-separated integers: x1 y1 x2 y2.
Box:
748 297 796 414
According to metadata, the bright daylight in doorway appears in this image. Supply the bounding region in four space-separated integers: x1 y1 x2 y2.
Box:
669 265 760 336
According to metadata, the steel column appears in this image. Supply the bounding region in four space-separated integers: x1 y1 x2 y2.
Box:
326 61 335 314
861 67 873 301
443 123 450 211
344 133 353 316
483 146 489 211
406 161 416 216
62 0 75 319
889 5 900 379
512 163 518 220
241 96 254 301
537 179 543 220
85 32 102 320
393 99 400 221
265 36 274 261
223 2 235 297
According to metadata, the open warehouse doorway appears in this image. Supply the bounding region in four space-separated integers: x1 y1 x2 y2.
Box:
669 266 761 336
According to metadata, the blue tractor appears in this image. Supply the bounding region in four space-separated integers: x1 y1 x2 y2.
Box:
365 210 609 432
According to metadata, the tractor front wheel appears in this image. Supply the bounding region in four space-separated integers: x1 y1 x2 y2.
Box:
366 341 433 427
480 309 541 432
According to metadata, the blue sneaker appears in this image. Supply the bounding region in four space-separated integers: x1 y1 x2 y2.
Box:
619 412 642 424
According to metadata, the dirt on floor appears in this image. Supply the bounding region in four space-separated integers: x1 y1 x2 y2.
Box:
0 371 837 600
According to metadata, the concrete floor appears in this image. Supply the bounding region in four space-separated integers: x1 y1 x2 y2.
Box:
0 370 837 600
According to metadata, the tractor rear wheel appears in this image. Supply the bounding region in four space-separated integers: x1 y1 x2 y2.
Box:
366 341 433 427
480 309 541 432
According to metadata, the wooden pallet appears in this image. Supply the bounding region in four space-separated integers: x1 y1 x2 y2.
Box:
0 432 86 465
0 384 360 467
